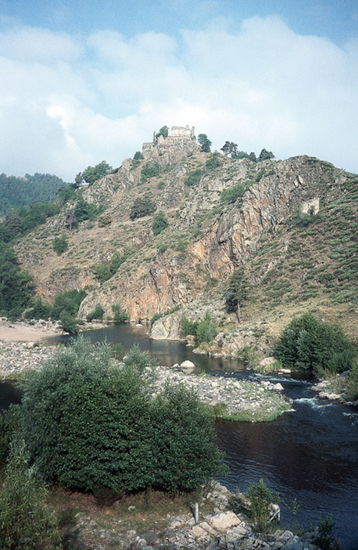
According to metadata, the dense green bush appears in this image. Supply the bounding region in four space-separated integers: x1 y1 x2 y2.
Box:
246 479 280 533
195 312 217 345
180 315 198 338
140 162 161 182
184 169 203 187
82 161 112 186
221 182 249 204
0 440 61 550
152 211 168 235
52 234 68 255
93 262 111 283
274 313 355 376
51 289 86 321
111 304 130 323
346 360 358 401
20 339 154 492
18 339 225 494
24 297 51 320
86 303 105 321
151 383 226 492
74 197 101 222
205 156 220 169
0 243 34 315
129 195 156 220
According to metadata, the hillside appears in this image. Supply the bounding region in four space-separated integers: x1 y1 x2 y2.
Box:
14 126 358 356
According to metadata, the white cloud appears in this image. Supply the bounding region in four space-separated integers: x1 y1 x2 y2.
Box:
0 16 357 181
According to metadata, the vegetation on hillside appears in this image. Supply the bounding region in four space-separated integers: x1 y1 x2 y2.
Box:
0 172 67 215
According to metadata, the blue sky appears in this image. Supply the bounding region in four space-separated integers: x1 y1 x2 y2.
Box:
0 0 357 180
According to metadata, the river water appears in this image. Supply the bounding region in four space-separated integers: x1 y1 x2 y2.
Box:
1 325 357 548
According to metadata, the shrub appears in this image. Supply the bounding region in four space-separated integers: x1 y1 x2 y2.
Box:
129 196 156 220
110 251 125 275
82 160 112 186
195 312 217 345
314 515 340 550
51 289 86 321
184 169 203 187
52 234 68 255
150 383 226 492
221 183 247 204
205 156 220 169
180 315 198 338
0 440 61 549
140 162 161 182
98 213 112 227
112 304 129 323
93 262 111 283
274 313 355 376
123 343 157 373
59 310 79 334
346 360 358 401
20 339 154 493
86 303 105 322
246 479 280 533
152 211 168 235
24 297 51 320
133 151 143 160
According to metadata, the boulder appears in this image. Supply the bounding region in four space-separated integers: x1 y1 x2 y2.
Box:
179 360 196 373
209 511 242 531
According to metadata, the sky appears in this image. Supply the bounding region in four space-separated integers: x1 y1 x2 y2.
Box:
0 0 357 182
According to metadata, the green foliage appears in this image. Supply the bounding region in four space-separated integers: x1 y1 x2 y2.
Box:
184 169 203 187
52 234 68 255
123 343 157 373
249 152 257 162
247 479 280 533
156 125 169 139
221 182 249 204
74 196 101 222
98 212 112 227
232 150 250 160
93 262 111 283
141 161 161 182
56 184 77 205
258 148 275 161
129 195 156 220
0 405 21 464
110 251 125 275
225 266 250 313
150 383 226 492
0 242 34 315
198 134 212 153
86 303 105 321
346 360 358 401
20 339 154 493
133 151 144 160
274 313 355 376
0 202 60 241
24 297 51 320
152 211 168 235
0 172 66 215
150 305 180 327
220 141 238 157
314 515 340 550
59 310 79 334
111 304 129 323
180 315 198 338
205 156 220 169
51 289 86 321
82 161 112 186
195 312 217 345
111 342 124 360
0 440 61 549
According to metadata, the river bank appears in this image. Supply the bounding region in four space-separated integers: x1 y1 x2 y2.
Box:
0 339 291 422
58 481 322 550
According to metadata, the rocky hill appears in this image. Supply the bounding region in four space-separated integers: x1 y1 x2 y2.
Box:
14 126 358 356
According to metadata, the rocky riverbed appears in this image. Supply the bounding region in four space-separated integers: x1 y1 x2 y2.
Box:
71 482 321 550
0 341 291 421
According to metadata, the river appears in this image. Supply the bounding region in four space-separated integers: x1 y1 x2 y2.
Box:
1 325 357 548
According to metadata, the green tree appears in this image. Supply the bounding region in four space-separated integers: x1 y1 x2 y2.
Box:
247 479 280 533
110 251 125 275
112 304 129 323
0 440 61 549
133 151 144 160
195 312 217 345
129 195 156 220
0 243 34 315
140 161 161 183
198 134 212 153
224 266 251 322
59 310 79 335
86 303 105 321
151 383 226 492
74 196 100 222
24 297 51 320
258 148 275 161
274 313 355 376
152 211 168 235
50 289 86 321
93 262 111 284
220 141 238 157
82 161 112 186
52 234 68 255
180 315 198 338
20 339 154 493
156 125 169 139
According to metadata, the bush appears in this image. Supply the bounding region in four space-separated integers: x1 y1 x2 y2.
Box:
0 440 61 549
346 360 358 401
314 515 340 550
82 160 112 186
129 196 156 220
152 211 168 235
52 234 68 255
112 304 129 323
86 303 105 321
180 315 198 338
59 310 79 334
195 312 217 345
24 297 51 320
274 313 355 376
140 162 161 182
20 339 154 493
19 339 225 494
184 169 203 187
151 383 226 492
51 289 86 321
246 479 280 533
93 262 111 283
205 156 220 169
221 182 248 204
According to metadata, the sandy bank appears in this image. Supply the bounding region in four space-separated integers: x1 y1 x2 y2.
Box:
0 320 60 342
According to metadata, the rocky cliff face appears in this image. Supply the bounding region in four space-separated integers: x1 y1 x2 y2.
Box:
15 129 357 345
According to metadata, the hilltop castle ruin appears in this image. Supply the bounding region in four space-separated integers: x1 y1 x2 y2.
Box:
141 125 199 162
